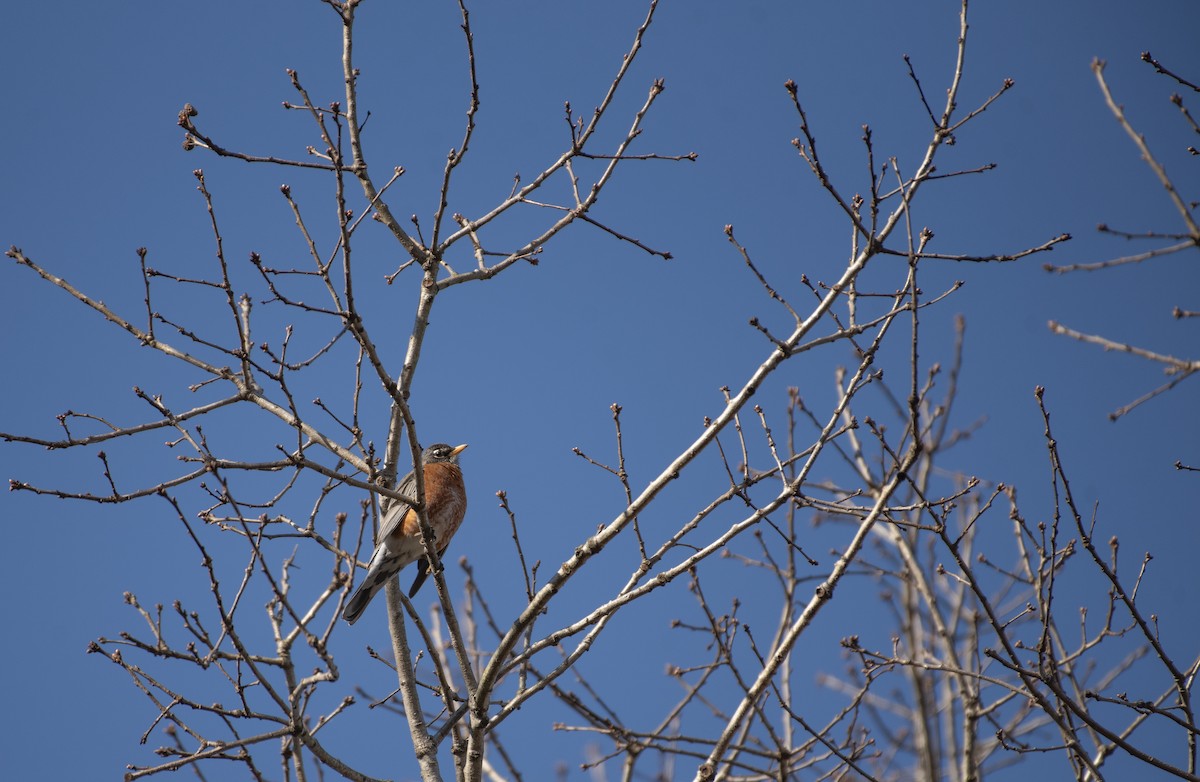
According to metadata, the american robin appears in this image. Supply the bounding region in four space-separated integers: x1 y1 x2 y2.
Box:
342 443 468 625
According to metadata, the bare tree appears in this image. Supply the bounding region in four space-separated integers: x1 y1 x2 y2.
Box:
4 2 1195 782
1047 54 1200 426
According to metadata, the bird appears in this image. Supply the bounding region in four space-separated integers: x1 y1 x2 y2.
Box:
342 443 468 625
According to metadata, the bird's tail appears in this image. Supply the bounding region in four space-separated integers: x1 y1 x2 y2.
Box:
342 577 380 625
342 557 399 625
343 538 425 624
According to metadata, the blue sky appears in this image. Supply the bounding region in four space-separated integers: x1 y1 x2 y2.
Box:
2 1 1198 779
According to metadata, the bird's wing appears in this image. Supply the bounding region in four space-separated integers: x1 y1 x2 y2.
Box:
408 558 432 598
376 466 419 548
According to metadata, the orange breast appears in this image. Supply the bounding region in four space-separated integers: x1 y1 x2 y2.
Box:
399 462 466 549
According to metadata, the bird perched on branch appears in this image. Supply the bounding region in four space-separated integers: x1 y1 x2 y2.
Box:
342 443 468 625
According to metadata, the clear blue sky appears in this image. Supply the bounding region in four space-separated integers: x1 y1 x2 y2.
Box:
2 1 1198 779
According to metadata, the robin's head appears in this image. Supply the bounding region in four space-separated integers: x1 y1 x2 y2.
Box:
422 443 468 464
